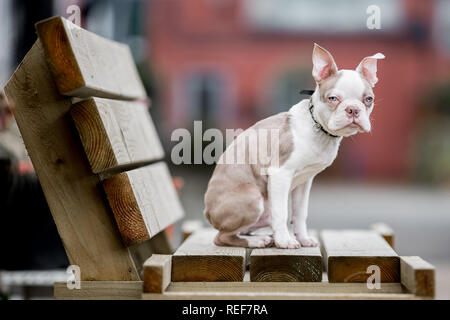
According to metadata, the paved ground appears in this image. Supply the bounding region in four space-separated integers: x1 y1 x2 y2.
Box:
173 167 450 299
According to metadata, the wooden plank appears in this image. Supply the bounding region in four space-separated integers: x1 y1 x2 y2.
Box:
370 222 395 248
143 282 415 300
143 291 416 300
172 229 246 282
103 162 184 246
400 256 435 297
71 97 164 174
4 40 139 281
55 281 417 300
143 255 172 293
166 281 405 293
54 281 142 300
35 16 146 100
250 231 322 282
320 230 400 283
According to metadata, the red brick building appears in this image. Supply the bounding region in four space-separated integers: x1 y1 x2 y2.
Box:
147 0 450 180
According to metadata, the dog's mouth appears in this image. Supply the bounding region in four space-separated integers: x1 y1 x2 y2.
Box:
328 117 370 134
346 123 360 129
342 120 367 132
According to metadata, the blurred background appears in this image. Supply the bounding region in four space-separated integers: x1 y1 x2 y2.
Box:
0 0 449 299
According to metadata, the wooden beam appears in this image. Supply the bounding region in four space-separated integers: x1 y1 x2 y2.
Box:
400 256 435 297
172 229 246 282
320 230 400 283
35 16 146 100
250 234 322 282
370 223 395 248
71 97 164 174
103 162 184 246
143 291 416 300
54 281 142 300
143 282 415 300
143 255 172 293
55 281 420 300
4 40 139 281
165 281 404 293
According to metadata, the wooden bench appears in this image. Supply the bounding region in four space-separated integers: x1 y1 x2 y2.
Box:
5 17 435 300
5 16 184 283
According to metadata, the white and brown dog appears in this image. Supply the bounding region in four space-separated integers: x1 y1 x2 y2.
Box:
204 44 384 249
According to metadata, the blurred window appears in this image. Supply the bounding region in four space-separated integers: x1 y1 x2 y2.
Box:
0 0 13 86
185 73 225 126
243 0 404 33
85 0 147 62
272 69 313 112
434 0 450 53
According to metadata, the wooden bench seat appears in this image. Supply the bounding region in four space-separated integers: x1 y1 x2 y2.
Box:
52 225 435 300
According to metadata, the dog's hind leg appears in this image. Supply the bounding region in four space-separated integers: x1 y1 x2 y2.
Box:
214 232 273 248
208 184 272 248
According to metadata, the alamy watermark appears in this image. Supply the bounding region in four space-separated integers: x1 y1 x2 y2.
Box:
66 265 81 290
66 5 81 26
367 5 381 30
171 121 280 175
367 265 381 290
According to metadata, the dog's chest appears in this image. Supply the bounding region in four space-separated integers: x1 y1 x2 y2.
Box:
287 124 340 188
291 149 337 188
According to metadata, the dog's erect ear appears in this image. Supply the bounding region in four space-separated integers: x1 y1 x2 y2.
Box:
312 43 338 83
356 53 385 87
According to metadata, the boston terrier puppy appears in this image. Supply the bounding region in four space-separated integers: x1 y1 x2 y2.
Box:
204 44 384 248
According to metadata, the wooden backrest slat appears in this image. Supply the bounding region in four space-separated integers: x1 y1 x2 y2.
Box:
103 162 184 247
36 16 146 100
71 97 165 174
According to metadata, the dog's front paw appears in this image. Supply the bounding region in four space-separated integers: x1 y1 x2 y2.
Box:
274 233 300 249
297 236 318 247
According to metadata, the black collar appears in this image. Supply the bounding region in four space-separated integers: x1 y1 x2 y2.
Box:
308 98 340 139
300 89 339 138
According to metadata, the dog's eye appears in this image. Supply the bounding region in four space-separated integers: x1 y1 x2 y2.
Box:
365 96 373 104
328 96 338 102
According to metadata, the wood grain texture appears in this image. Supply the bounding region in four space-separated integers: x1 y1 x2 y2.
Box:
54 281 142 300
4 40 139 281
370 222 395 248
143 292 416 300
400 256 435 297
143 282 416 300
250 247 322 282
36 16 146 100
172 229 246 282
143 254 172 293
320 230 400 283
55 281 419 300
71 97 164 174
103 162 184 246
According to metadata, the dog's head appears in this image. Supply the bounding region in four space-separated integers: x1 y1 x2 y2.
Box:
311 43 384 137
